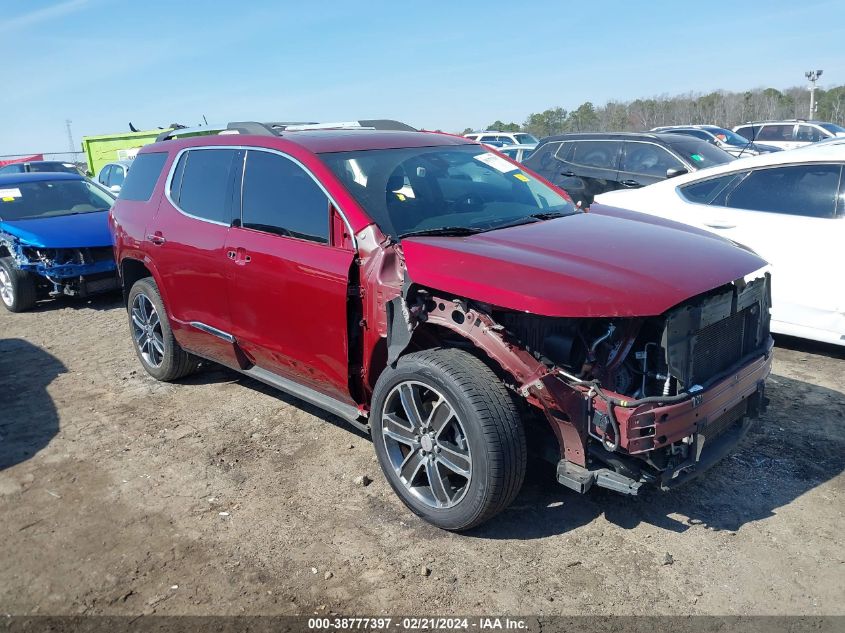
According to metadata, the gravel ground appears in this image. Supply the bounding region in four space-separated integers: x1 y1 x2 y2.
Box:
1 293 843 616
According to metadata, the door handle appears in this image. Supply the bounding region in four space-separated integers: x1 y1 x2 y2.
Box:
704 222 736 230
228 247 252 265
560 171 576 177
620 179 641 188
146 232 166 245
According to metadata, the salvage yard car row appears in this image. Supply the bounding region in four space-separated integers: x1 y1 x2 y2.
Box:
0 117 841 532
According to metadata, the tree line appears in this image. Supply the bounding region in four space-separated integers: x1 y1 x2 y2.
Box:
463 84 845 138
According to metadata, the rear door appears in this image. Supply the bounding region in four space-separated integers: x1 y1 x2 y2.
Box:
705 163 844 335
150 146 243 366
224 148 356 401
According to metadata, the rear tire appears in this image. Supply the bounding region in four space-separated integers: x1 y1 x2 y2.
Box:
0 257 37 313
371 348 526 531
127 277 200 381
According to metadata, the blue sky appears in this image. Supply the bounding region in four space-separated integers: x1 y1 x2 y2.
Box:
2 0 844 155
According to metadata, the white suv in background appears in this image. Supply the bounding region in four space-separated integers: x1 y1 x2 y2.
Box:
733 120 845 150
464 130 539 147
650 125 781 156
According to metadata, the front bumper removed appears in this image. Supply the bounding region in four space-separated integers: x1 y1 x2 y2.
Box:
556 343 772 496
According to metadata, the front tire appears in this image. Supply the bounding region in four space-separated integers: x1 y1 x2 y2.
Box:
127 277 199 381
371 348 526 531
0 257 37 313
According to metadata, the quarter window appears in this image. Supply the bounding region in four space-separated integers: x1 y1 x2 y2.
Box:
120 153 168 202
240 150 329 243
725 164 841 218
679 173 744 205
175 149 239 224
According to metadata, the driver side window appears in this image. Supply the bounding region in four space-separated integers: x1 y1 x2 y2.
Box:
621 143 684 178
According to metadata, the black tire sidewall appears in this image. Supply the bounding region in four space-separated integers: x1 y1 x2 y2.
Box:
126 278 182 381
371 354 501 530
0 257 36 313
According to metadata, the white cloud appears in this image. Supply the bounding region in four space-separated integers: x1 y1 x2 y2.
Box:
0 0 91 35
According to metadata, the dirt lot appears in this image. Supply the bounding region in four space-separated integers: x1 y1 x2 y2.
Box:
1 293 843 617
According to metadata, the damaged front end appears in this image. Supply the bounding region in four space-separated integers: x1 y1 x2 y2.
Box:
370 240 773 496
0 231 118 297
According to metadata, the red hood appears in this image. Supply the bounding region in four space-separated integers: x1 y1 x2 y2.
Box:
401 212 767 317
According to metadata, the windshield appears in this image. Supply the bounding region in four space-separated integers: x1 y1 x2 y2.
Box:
712 128 757 147
668 140 735 169
820 122 845 135
514 133 538 145
0 179 114 221
28 162 80 174
320 145 576 239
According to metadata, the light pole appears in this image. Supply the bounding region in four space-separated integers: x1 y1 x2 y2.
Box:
805 70 823 118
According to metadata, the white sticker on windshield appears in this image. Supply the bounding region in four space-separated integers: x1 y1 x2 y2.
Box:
474 152 518 173
0 188 22 199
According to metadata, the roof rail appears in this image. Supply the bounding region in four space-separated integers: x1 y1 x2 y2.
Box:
155 119 417 143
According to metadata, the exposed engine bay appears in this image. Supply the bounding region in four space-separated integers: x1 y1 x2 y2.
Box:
1 232 117 297
390 272 773 496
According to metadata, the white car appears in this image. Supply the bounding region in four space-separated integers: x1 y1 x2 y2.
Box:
498 144 536 163
594 144 845 346
464 130 538 146
96 160 133 194
732 120 845 151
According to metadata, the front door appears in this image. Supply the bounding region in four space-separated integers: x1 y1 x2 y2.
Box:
225 148 356 402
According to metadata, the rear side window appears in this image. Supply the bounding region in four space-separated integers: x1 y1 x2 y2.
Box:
240 150 329 243
570 141 621 170
725 164 841 218
98 165 112 186
756 125 794 142
111 166 126 187
119 153 167 201
173 149 239 223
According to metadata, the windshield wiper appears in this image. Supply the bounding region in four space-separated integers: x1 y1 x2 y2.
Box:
399 226 484 239
486 210 574 231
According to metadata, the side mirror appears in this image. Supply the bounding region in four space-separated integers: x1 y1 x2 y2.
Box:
666 167 688 179
109 184 122 193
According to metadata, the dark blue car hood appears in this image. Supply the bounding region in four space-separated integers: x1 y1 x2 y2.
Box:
0 211 112 248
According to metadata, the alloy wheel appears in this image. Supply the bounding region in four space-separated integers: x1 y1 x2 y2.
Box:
131 293 165 367
381 380 472 509
0 268 13 307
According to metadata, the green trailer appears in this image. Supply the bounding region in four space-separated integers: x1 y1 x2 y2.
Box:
80 128 171 177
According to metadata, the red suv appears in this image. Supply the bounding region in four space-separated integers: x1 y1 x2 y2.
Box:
110 120 773 530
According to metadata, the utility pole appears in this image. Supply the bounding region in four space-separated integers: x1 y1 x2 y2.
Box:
65 119 75 153
805 70 823 118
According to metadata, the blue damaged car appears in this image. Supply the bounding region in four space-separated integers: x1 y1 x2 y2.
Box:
0 172 118 312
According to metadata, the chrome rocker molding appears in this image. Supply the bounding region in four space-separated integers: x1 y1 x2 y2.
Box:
188 320 367 431
189 321 236 343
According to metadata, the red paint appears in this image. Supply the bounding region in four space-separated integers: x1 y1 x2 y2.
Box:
111 128 772 483
401 211 766 317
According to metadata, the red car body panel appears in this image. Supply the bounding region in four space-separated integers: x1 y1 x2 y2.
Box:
223 226 355 402
111 126 773 501
401 212 766 318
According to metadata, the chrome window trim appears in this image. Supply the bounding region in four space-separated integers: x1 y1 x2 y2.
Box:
163 145 357 248
164 147 236 227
